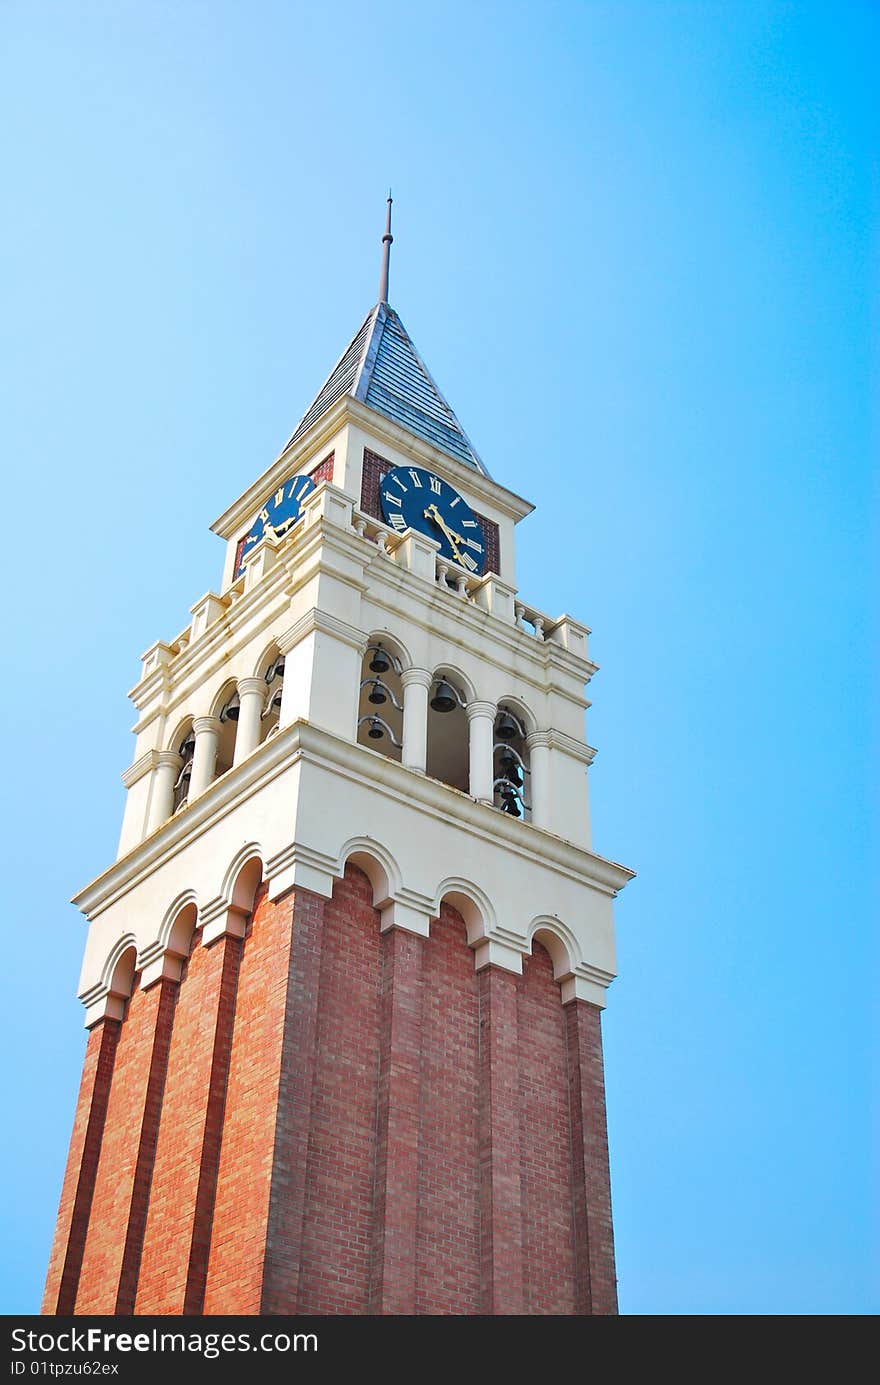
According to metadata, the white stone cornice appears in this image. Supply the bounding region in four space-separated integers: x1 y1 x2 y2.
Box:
121 750 162 789
209 396 534 542
527 728 597 765
74 720 635 924
265 839 338 900
276 607 367 658
560 962 617 1009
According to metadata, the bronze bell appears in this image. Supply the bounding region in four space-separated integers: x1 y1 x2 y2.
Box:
430 679 457 713
495 711 519 740
368 717 385 740
369 644 391 675
368 679 388 705
499 749 522 787
501 788 522 817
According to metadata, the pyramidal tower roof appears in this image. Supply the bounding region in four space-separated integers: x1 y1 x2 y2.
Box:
283 197 489 477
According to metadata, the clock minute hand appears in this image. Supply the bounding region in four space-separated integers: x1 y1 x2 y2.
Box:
424 505 466 563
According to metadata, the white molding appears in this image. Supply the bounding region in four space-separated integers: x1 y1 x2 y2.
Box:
209 396 534 542
75 721 635 924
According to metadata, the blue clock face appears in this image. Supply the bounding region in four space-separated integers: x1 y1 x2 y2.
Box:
379 466 486 574
235 471 316 577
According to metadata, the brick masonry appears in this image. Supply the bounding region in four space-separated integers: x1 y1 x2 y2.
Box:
44 864 617 1316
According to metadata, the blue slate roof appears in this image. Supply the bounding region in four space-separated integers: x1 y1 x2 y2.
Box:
284 303 489 476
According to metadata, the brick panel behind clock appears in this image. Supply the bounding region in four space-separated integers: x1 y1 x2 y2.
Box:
361 447 499 576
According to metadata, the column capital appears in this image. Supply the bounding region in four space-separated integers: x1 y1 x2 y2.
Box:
525 730 552 751
465 699 496 723
400 666 433 690
237 676 267 698
155 749 183 770
192 715 222 736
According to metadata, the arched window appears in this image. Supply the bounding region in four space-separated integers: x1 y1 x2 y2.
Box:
260 649 285 742
172 721 195 813
493 704 531 820
213 682 240 778
426 669 469 792
357 640 403 761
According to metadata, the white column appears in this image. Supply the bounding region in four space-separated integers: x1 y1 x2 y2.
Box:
189 716 222 798
146 751 182 834
233 677 267 766
467 700 496 804
526 731 551 829
401 668 431 773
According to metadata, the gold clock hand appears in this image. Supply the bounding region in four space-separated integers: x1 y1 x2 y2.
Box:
424 505 467 564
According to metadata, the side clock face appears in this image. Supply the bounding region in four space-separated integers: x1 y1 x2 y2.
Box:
379 466 486 574
235 471 316 577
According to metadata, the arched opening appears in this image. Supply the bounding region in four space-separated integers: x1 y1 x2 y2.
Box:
213 682 240 778
356 638 404 762
170 718 195 813
107 943 138 1017
493 703 531 821
426 669 469 792
259 646 285 743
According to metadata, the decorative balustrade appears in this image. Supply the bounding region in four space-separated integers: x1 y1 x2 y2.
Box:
141 494 587 684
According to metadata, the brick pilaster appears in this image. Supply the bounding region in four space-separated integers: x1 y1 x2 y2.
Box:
477 965 524 1314
135 934 241 1315
254 889 325 1315
75 978 178 1314
42 1019 120 1315
369 926 425 1314
564 999 618 1315
115 978 178 1311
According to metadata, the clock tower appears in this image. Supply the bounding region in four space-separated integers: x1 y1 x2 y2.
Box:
43 202 634 1317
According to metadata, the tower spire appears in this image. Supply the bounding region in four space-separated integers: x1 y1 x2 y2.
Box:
378 191 393 305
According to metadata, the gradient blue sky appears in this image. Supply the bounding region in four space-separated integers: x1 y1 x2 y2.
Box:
1 1 875 1315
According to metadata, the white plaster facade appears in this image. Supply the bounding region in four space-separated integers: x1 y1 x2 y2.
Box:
73 397 634 1024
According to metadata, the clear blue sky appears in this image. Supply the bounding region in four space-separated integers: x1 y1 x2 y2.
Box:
1 1 874 1315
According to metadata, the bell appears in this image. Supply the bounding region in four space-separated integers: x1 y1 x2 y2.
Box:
221 699 240 722
367 717 384 740
430 679 457 713
495 711 519 741
266 658 285 684
180 736 195 760
368 679 387 706
501 789 522 817
369 645 391 675
499 751 523 787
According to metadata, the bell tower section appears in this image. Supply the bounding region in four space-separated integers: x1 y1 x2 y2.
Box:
43 206 634 1317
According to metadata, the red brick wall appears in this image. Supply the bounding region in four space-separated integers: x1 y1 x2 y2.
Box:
45 878 617 1317
75 977 176 1313
564 999 618 1314
203 885 295 1314
134 932 241 1315
42 1020 119 1314
518 944 577 1314
297 864 382 1313
416 904 481 1314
